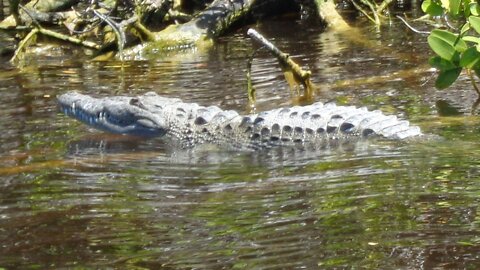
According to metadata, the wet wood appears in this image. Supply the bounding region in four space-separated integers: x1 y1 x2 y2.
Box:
247 28 315 101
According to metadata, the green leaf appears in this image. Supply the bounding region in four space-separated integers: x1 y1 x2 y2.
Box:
422 0 444 16
435 67 462 89
460 22 471 35
428 29 468 56
460 47 480 68
440 0 450 10
449 0 461 16
429 56 457 70
428 34 458 61
462 35 480 44
470 3 480 16
469 16 480 34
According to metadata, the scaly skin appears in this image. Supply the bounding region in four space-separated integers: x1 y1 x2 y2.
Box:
58 91 422 150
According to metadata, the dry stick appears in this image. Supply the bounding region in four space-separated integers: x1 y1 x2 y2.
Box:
467 69 480 114
38 27 100 49
247 28 315 101
10 27 39 63
376 0 394 14
359 0 380 25
246 48 264 109
350 0 376 24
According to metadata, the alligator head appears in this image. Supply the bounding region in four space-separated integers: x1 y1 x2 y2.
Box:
58 92 171 137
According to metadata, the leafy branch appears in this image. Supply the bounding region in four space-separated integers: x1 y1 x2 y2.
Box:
422 0 480 93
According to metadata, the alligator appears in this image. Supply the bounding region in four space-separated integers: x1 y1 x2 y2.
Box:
58 91 422 150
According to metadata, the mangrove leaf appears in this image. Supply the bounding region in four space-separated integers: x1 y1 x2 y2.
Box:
460 47 480 68
469 16 480 34
422 0 444 17
436 67 462 89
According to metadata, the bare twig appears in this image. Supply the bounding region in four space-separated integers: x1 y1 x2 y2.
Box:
92 9 126 52
376 0 394 15
467 69 480 96
247 28 315 100
10 28 39 63
350 0 376 24
396 15 430 35
246 48 262 109
359 0 380 25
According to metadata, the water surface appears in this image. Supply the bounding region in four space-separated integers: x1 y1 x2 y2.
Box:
1 18 480 269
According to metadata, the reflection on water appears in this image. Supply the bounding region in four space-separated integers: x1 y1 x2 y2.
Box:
1 18 480 269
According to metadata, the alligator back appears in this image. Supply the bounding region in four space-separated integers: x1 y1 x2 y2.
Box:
58 92 422 150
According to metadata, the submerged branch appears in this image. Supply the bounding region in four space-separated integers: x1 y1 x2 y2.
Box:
10 28 38 63
376 0 394 14
396 15 430 35
247 28 315 102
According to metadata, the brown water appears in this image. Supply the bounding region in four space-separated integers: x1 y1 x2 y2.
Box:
1 18 480 269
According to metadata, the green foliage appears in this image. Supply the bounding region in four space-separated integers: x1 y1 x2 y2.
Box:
422 0 480 90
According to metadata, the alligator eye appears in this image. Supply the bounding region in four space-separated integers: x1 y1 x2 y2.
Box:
130 98 147 109
130 98 139 105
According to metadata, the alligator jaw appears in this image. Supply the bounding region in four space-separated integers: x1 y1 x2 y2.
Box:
58 92 168 137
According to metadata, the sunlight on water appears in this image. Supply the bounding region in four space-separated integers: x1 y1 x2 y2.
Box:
1 18 480 269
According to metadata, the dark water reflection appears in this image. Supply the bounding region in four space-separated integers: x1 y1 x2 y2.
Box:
1 18 480 269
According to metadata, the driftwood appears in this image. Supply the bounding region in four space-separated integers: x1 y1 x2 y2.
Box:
121 0 265 58
1 0 355 60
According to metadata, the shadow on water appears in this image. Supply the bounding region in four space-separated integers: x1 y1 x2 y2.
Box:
1 17 480 269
